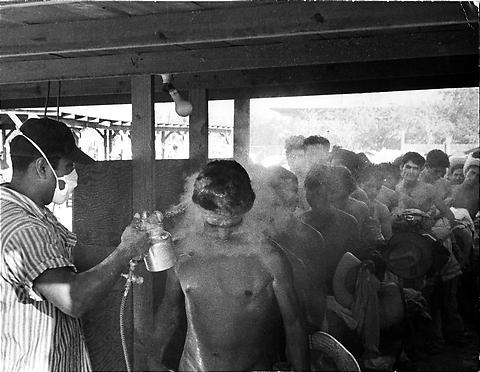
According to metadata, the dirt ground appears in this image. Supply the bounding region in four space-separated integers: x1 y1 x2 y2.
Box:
405 322 479 372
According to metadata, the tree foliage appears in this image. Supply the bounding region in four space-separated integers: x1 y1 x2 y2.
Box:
252 88 479 155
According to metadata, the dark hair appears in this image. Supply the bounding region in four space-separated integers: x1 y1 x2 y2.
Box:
400 152 425 167
303 135 330 151
284 135 305 156
426 149 449 168
267 166 298 191
330 165 357 195
192 160 255 216
304 164 332 192
330 148 363 180
358 164 384 185
377 162 401 181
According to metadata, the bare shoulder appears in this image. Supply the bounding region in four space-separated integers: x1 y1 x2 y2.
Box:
374 199 390 216
298 220 325 245
258 237 292 276
335 207 359 227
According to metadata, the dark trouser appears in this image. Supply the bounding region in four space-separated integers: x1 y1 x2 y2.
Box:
423 276 465 348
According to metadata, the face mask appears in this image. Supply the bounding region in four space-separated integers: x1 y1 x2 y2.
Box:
7 129 78 205
52 169 78 204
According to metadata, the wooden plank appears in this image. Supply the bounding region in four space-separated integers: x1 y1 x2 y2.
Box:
189 89 208 166
233 98 250 163
1 2 476 58
1 72 477 109
73 161 133 371
1 29 476 84
1 54 477 102
130 75 155 372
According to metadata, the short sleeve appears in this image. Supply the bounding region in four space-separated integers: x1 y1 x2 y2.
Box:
3 220 74 301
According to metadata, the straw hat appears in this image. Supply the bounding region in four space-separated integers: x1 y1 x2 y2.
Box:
333 252 361 308
382 231 434 279
309 331 361 372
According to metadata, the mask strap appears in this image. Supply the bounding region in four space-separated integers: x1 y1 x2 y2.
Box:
6 131 57 179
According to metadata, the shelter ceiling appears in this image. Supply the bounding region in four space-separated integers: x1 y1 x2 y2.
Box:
0 1 478 106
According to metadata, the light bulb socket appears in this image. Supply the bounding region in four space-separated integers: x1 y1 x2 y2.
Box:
162 82 175 93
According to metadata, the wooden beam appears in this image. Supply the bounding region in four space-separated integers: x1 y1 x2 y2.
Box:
1 29 477 84
189 89 208 166
1 2 476 58
0 54 476 106
130 75 155 372
233 98 250 163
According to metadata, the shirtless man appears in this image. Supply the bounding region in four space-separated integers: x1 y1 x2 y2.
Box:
303 135 330 169
330 148 369 204
396 152 464 350
265 166 327 332
300 164 364 294
329 165 369 231
451 154 479 219
151 160 307 371
358 164 393 243
447 157 466 186
395 152 454 223
376 162 400 213
284 135 309 212
419 149 452 200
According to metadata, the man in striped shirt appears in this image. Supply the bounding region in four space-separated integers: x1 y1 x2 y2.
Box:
1 118 155 371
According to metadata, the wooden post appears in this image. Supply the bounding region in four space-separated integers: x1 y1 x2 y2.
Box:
233 98 250 163
189 89 209 167
130 75 155 372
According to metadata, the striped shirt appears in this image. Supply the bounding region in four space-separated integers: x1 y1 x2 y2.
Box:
0 185 91 372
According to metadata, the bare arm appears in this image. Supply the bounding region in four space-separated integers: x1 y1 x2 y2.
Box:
264 246 308 371
433 191 455 223
377 202 392 240
33 224 151 318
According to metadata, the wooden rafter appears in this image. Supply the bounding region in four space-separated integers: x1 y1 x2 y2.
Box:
0 2 476 59
1 29 477 85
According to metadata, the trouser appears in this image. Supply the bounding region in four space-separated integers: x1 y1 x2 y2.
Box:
423 276 464 347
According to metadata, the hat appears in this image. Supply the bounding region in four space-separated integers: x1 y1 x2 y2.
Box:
10 117 94 164
333 252 361 308
382 232 434 279
309 331 361 372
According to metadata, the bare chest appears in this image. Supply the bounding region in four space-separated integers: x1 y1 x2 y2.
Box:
176 249 273 302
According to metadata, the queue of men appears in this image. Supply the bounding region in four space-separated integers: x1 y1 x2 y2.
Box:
150 134 479 371
1 117 478 372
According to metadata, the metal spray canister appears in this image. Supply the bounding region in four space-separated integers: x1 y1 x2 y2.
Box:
142 211 176 272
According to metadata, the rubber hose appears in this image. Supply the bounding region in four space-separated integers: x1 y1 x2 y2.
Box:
120 275 133 372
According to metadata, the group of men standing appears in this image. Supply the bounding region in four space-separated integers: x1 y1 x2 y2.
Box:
1 118 478 371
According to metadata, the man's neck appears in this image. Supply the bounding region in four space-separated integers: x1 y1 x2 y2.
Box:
8 178 46 207
308 206 334 220
402 178 418 189
203 220 242 240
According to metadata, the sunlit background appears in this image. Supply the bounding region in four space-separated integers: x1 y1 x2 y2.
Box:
1 87 478 228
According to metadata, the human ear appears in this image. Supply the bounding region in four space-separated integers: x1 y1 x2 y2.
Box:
34 157 50 180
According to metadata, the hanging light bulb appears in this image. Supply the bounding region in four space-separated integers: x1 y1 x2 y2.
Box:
161 74 193 117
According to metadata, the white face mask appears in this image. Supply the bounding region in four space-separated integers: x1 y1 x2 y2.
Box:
52 169 78 204
7 129 78 205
